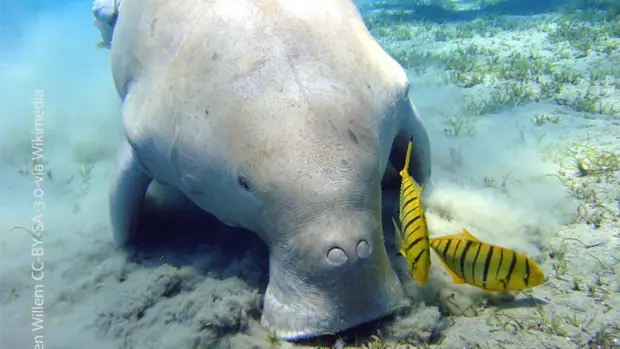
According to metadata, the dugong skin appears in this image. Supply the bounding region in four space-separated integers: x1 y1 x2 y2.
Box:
108 0 432 340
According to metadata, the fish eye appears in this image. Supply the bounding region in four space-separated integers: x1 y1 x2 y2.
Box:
237 174 253 191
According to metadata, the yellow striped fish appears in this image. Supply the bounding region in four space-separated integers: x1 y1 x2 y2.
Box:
391 136 431 287
429 229 545 292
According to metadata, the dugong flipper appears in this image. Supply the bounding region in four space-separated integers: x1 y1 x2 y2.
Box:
109 139 152 245
108 0 431 340
92 0 121 49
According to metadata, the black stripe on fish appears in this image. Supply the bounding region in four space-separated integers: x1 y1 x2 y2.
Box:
402 215 421 237
505 251 517 290
430 240 440 254
524 257 531 287
451 240 462 274
482 245 494 287
402 195 418 211
402 206 420 226
406 236 424 251
443 240 452 261
402 183 414 196
460 241 473 284
403 207 420 227
405 205 420 213
436 241 448 258
470 243 482 286
495 248 504 280
412 248 427 266
405 225 421 243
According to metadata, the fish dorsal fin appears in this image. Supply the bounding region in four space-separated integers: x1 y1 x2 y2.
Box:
431 250 466 284
431 229 480 243
458 229 479 241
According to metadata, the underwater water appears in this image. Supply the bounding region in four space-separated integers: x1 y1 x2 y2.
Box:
0 0 618 348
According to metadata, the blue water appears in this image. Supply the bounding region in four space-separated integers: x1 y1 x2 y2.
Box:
1 1 618 348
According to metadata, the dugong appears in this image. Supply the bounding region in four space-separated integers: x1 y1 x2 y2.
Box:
107 0 432 340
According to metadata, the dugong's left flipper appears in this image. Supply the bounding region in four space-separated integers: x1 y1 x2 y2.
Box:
109 139 152 246
92 0 120 49
93 18 113 49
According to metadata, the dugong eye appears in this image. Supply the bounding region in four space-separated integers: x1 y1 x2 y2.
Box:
237 174 253 191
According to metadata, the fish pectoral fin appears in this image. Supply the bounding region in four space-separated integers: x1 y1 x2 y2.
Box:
392 217 404 249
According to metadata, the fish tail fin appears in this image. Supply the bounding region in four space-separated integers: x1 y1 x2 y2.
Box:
95 42 111 49
400 136 414 178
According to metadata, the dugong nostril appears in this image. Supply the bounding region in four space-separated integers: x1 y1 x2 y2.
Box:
356 240 371 258
327 247 348 266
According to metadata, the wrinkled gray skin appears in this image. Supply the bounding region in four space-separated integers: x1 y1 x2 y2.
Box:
107 0 432 341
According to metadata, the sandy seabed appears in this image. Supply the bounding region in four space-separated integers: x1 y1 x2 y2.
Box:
1 1 619 348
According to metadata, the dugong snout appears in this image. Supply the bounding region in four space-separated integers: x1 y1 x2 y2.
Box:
260 209 406 340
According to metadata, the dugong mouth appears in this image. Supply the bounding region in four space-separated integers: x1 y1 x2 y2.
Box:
259 245 406 340
261 288 405 341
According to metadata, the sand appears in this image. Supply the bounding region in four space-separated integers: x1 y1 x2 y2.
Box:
0 1 618 348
